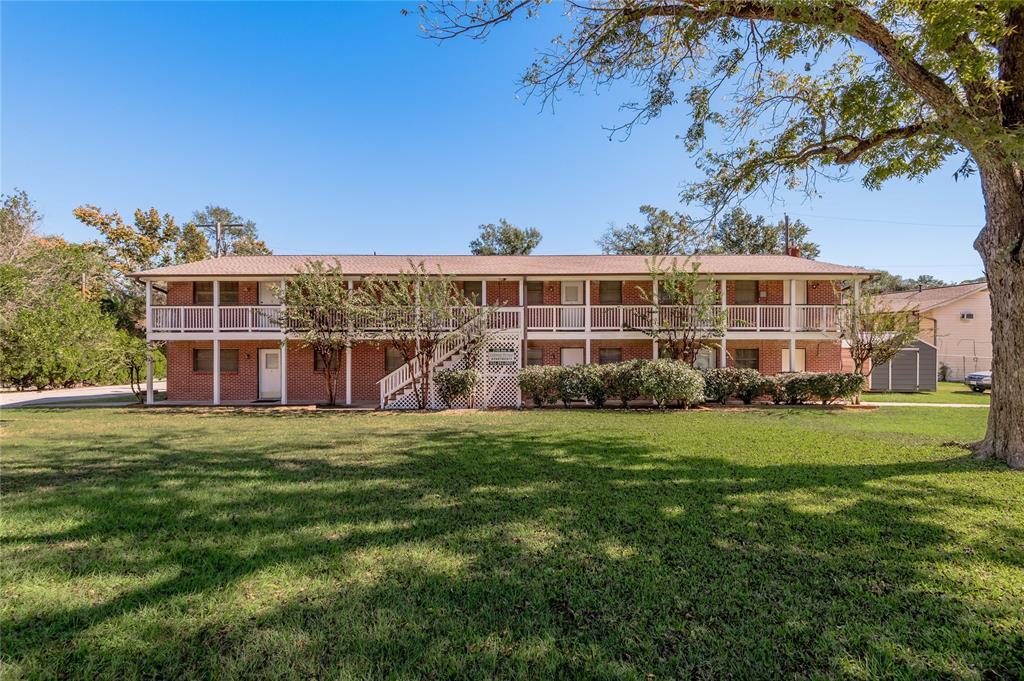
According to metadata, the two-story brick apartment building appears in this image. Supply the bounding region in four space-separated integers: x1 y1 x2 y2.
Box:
133 254 871 408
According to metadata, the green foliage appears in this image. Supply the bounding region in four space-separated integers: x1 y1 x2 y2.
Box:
702 367 740 404
552 364 589 407
731 368 771 405
187 205 271 257
597 205 708 255
576 364 614 408
840 289 922 375
0 287 122 389
469 218 542 255
519 365 559 407
713 208 820 259
805 373 868 405
640 359 705 409
434 368 480 408
635 257 725 364
865 270 951 294
607 359 646 407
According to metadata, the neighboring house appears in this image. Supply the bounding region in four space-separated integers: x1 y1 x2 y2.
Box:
132 254 872 408
877 282 991 381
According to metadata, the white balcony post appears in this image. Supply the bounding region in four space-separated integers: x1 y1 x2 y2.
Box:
789 278 797 371
145 347 154 405
481 280 488 306
346 279 353 406
213 338 221 405
213 281 220 334
584 280 591 363
719 279 728 367
652 279 659 334
145 281 152 337
280 338 288 405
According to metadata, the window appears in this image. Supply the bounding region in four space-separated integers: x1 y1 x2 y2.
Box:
960 311 975 321
385 347 405 373
734 280 759 305
561 281 583 305
734 348 759 371
598 348 622 364
462 281 483 304
694 347 716 371
193 281 239 305
192 348 239 372
598 281 622 305
258 281 281 305
526 281 544 305
313 351 340 372
526 347 544 366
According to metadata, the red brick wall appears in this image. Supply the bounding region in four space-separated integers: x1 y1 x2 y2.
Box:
527 340 584 366
541 281 562 305
589 340 653 363
725 280 786 305
486 281 520 306
352 342 387 402
807 280 841 305
725 340 843 375
623 280 652 305
167 282 192 305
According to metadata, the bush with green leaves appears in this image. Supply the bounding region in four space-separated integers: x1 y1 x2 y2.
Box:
553 364 591 407
806 372 867 405
780 373 817 405
434 368 480 408
640 359 705 409
702 367 739 404
568 363 614 408
733 369 772 405
519 366 558 407
607 359 646 407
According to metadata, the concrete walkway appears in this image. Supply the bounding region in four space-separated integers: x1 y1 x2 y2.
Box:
0 382 166 408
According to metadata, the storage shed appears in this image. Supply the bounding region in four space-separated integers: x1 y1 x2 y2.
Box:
868 340 938 392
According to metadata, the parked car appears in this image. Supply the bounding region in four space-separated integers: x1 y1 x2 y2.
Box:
965 371 992 392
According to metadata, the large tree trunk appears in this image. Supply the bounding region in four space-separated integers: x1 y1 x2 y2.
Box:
974 160 1024 469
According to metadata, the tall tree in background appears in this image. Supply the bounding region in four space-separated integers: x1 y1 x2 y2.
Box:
424 1 1024 468
0 189 42 266
187 205 271 257
469 219 542 255
713 208 820 259
598 205 708 255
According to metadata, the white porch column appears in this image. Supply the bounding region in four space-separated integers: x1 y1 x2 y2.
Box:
146 348 154 405
719 278 728 367
280 338 288 405
653 339 659 360
788 278 797 371
346 279 353 405
213 281 221 405
584 279 591 363
481 280 488 306
212 338 221 405
145 281 153 338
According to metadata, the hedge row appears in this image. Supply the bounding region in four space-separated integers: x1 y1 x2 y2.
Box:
518 361 865 408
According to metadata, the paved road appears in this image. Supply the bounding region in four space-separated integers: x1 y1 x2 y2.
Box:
0 382 166 408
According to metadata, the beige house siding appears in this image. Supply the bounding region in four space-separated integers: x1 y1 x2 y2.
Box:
921 290 992 380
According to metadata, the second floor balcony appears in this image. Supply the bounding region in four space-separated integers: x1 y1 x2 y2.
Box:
149 303 840 335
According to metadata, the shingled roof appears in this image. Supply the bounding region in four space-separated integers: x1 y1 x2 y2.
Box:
877 282 988 312
133 254 873 279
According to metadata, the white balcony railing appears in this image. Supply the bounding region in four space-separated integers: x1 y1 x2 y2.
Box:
149 304 837 334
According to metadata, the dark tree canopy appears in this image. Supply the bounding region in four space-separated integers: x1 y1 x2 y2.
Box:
598 205 708 255
713 208 820 259
187 205 271 257
470 219 542 255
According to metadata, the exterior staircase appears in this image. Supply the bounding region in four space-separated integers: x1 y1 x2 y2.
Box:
378 318 483 409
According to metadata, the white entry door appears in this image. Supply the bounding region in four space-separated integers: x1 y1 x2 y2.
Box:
783 281 808 305
259 348 281 399
560 348 586 366
780 348 806 372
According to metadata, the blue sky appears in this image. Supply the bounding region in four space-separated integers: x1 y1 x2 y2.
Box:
2 1 985 280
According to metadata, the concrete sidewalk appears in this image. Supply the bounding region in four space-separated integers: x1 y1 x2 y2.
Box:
1 382 166 408
862 401 989 408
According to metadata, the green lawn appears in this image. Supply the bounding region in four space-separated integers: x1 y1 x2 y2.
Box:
863 380 991 404
2 408 1021 679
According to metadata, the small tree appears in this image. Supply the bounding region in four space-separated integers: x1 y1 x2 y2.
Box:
357 261 491 409
838 289 921 399
469 219 542 255
279 261 358 406
629 257 725 366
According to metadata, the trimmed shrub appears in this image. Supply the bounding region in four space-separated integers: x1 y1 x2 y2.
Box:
553 364 590 407
519 366 558 407
641 359 705 409
765 375 789 405
807 372 867 404
702 367 740 404
732 368 770 405
434 368 480 408
781 373 816 405
608 359 645 407
576 363 614 408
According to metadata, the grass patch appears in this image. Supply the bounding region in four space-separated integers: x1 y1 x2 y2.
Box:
863 381 990 404
2 408 1021 679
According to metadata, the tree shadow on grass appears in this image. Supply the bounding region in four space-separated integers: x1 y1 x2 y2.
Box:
2 410 1021 678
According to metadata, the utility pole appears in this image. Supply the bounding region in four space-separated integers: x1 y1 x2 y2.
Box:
783 214 791 254
196 221 244 258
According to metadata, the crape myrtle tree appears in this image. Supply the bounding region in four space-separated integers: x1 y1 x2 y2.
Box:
629 256 726 364
423 1 1024 468
357 261 493 410
279 261 359 406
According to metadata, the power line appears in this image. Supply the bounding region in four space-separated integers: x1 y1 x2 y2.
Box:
776 212 982 228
